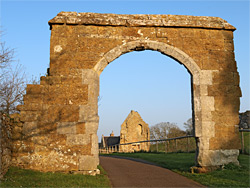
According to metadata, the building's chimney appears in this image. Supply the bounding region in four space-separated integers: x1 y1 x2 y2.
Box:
110 131 114 137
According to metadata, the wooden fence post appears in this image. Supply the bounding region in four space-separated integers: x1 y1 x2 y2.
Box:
165 141 167 153
241 128 245 154
175 139 177 152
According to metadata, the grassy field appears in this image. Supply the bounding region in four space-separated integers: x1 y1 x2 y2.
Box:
103 152 250 187
150 132 250 154
0 166 111 187
150 137 196 153
240 132 250 154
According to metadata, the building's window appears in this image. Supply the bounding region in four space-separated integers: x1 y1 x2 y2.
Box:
139 124 143 135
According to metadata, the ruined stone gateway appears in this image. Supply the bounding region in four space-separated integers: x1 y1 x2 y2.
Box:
14 12 241 174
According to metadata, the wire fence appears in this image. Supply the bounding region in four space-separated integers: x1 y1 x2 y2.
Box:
99 129 250 155
99 135 196 154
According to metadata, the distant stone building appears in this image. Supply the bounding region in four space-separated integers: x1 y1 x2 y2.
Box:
239 111 250 129
120 110 150 152
99 110 150 152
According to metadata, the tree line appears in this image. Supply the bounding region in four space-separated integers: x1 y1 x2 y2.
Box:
150 118 193 140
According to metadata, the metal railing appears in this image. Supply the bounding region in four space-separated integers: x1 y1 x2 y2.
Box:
100 129 250 155
99 135 195 154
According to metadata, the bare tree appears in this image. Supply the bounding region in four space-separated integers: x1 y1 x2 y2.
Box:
0 40 14 68
0 32 15 81
150 122 182 140
0 63 26 114
167 126 186 138
184 118 194 135
0 31 27 114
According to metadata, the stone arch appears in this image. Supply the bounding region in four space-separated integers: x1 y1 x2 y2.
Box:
94 40 201 78
94 39 203 159
13 12 241 174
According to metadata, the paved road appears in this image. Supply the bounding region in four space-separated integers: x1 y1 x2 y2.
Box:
100 156 204 187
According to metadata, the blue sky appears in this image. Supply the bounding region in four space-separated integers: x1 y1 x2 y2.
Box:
1 0 249 140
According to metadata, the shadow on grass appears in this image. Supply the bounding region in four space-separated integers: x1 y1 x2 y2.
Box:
0 166 111 188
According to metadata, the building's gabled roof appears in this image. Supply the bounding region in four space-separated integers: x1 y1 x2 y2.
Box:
103 136 120 147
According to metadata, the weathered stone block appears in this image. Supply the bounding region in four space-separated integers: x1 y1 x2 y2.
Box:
17 103 44 111
47 105 80 122
40 76 62 85
12 132 22 140
61 76 82 84
26 85 45 94
46 84 88 105
91 134 99 155
183 38 205 52
212 71 235 85
23 94 44 104
200 70 215 85
198 150 227 166
79 105 98 122
22 122 37 135
200 96 215 112
208 30 223 39
208 85 241 97
210 133 240 150
222 30 234 40
85 121 99 135
213 95 240 113
66 134 90 145
79 155 99 171
57 122 77 134
31 135 49 146
193 29 210 39
224 40 234 51
76 122 86 134
20 111 40 122
212 111 239 125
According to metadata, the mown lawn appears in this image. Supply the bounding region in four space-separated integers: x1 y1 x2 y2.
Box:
150 137 196 153
240 132 250 154
0 165 111 187
103 152 250 187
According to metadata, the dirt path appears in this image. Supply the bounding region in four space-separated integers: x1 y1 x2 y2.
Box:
100 156 204 187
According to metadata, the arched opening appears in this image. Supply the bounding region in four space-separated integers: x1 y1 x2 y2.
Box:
98 50 193 137
96 40 201 162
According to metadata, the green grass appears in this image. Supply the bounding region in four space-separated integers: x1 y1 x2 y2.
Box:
150 137 196 153
0 166 111 187
103 152 250 187
240 132 250 154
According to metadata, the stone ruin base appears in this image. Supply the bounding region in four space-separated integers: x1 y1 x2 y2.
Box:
193 149 240 173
